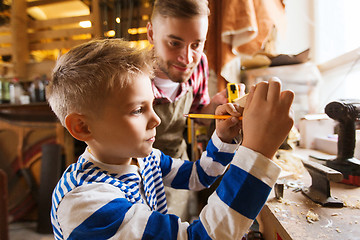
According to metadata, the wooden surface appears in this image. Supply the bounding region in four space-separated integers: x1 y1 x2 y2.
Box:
259 149 360 240
0 103 75 166
0 169 9 240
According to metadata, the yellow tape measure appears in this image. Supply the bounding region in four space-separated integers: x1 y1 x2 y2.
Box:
227 83 240 103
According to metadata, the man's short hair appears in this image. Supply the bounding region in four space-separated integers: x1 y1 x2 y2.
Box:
46 39 153 126
151 0 209 20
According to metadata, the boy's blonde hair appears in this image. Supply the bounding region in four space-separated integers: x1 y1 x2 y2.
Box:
151 0 209 20
46 39 154 126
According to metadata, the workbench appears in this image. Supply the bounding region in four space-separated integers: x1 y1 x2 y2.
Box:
259 148 360 240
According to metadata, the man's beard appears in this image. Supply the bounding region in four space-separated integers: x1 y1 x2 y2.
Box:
155 56 194 83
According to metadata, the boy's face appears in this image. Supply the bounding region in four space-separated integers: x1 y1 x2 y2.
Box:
148 15 208 83
87 73 161 165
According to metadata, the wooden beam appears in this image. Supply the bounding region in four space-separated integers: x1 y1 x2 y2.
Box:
11 0 29 79
29 27 93 42
27 0 78 8
0 35 12 44
28 15 90 30
0 48 12 56
0 26 10 33
30 38 90 51
91 0 102 38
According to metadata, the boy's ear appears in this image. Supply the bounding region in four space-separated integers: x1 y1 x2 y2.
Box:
65 113 92 141
146 22 154 44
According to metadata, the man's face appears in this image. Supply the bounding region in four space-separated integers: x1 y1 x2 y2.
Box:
147 15 208 83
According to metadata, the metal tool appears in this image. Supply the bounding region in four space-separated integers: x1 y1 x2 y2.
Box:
301 158 344 207
325 100 360 186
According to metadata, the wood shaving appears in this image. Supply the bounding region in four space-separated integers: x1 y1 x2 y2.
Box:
278 197 291 205
343 199 360 209
274 150 306 179
274 207 281 213
306 210 319 223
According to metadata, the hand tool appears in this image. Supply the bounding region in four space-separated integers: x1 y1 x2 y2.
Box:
324 100 360 186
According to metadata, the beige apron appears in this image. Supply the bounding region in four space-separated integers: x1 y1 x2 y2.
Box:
153 87 195 220
153 87 193 160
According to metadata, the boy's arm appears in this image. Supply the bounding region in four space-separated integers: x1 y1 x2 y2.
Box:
160 131 239 191
55 146 281 240
196 146 281 239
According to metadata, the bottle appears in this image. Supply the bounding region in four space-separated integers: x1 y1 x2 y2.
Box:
0 67 9 104
0 73 10 104
29 76 46 102
9 78 24 104
0 76 3 104
2 81 10 104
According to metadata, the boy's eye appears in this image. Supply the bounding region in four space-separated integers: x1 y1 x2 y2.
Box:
132 107 143 115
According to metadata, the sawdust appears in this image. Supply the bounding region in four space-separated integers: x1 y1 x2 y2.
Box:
343 199 360 209
277 197 291 205
306 210 319 223
274 150 306 179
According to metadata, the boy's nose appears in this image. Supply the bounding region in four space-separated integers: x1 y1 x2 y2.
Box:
150 111 161 129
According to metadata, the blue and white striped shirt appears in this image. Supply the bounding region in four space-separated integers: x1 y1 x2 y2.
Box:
51 132 280 239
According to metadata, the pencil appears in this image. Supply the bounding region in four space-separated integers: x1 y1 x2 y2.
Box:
184 114 243 120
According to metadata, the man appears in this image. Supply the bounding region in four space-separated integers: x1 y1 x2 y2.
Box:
146 0 232 220
147 0 228 160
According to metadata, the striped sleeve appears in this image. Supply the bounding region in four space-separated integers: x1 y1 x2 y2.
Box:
160 131 239 191
54 145 280 240
198 146 281 239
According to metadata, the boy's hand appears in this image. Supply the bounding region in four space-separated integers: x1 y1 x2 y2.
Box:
241 77 294 159
214 103 243 143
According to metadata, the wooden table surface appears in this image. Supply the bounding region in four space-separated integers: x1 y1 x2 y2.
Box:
259 148 360 240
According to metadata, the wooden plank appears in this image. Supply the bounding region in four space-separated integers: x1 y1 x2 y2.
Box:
11 0 29 79
91 0 102 38
28 15 91 30
30 38 90 51
0 25 10 32
0 35 11 44
0 48 11 56
27 0 78 8
29 27 93 42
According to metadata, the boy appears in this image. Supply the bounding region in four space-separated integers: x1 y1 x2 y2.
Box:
47 39 294 239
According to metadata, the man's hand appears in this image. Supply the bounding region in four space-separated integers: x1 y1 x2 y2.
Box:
241 77 294 159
